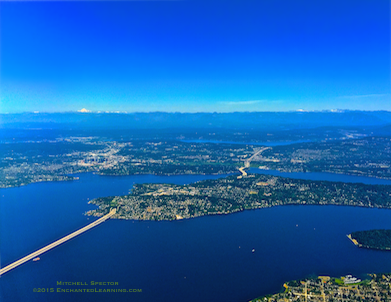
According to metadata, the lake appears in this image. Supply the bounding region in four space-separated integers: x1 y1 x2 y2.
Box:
1 171 391 302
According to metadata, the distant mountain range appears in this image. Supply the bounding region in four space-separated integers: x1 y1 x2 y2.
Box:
1 111 391 130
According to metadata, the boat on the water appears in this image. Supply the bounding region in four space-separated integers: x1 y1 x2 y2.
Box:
33 257 40 261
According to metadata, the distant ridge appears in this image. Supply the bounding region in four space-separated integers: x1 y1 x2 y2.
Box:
1 111 390 130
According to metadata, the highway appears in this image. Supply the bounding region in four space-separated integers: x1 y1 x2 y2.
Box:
245 147 271 166
0 208 116 276
238 147 271 178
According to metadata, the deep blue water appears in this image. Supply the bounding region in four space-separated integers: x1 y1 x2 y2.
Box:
1 172 391 302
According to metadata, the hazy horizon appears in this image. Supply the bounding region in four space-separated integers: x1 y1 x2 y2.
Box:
1 109 391 114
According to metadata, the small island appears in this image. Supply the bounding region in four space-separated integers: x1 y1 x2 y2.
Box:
349 230 391 251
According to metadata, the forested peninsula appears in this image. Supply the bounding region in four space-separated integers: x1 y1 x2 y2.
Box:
350 230 391 251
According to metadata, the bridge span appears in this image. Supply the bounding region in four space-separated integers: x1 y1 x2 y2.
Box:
238 147 271 178
0 208 116 276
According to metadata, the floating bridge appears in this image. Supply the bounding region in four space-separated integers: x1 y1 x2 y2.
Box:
0 208 116 276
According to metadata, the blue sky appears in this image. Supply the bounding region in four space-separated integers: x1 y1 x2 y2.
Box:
1 0 390 113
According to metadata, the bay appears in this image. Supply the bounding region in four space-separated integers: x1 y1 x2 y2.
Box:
1 171 391 302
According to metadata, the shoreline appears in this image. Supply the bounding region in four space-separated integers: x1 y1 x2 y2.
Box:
347 233 391 252
347 234 360 246
2 168 391 190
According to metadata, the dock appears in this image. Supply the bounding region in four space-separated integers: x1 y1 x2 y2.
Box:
347 234 359 246
0 208 116 276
